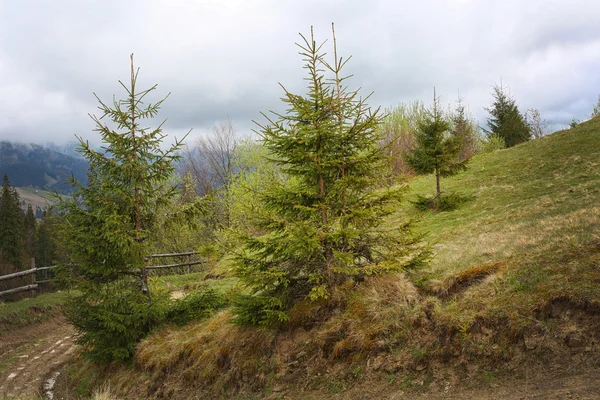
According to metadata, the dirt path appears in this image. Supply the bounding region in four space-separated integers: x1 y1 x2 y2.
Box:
0 316 77 399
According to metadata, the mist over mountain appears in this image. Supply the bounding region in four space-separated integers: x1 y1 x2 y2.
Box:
0 141 88 193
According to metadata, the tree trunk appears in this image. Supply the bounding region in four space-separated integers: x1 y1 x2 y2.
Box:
435 167 441 199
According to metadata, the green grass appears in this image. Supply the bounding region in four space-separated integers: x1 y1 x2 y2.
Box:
0 291 67 334
15 186 62 209
0 270 238 336
401 117 600 328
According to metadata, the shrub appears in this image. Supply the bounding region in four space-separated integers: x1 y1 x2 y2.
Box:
65 279 170 363
413 192 471 212
480 134 506 153
165 287 227 326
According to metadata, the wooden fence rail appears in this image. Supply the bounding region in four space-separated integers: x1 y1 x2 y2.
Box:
0 267 38 282
0 261 58 297
0 252 205 298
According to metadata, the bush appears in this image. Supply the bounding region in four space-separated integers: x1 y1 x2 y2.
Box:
413 192 472 212
165 287 227 326
232 294 289 327
480 134 506 154
65 279 170 363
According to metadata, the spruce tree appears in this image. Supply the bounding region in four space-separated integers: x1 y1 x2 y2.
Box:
405 90 467 201
58 55 188 362
24 204 36 260
35 209 57 268
0 174 24 271
451 96 477 161
233 26 425 326
485 83 530 147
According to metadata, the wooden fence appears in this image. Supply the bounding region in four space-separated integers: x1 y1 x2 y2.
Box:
0 252 206 298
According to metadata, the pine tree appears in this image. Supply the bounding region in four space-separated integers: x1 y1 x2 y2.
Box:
0 174 24 271
35 208 57 268
24 204 36 260
485 83 530 147
451 96 477 161
233 26 425 326
405 90 467 200
58 55 188 362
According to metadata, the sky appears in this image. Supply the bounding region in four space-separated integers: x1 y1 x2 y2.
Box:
1 0 599 147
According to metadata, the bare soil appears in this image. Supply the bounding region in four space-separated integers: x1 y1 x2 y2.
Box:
275 368 600 400
0 316 77 399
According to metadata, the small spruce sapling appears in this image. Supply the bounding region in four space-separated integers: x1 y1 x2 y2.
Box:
405 89 467 202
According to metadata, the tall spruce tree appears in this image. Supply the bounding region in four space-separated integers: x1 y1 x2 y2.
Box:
35 209 57 268
24 204 36 260
485 83 530 147
405 90 467 200
0 174 24 271
233 26 425 326
58 55 188 362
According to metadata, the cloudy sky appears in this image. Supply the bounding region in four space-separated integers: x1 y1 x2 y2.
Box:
1 0 599 146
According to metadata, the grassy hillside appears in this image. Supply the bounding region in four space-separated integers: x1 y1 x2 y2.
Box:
15 187 59 211
405 117 599 329
69 119 600 399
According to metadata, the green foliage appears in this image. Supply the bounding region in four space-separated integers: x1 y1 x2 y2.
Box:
449 96 478 161
232 294 289 327
0 174 24 270
569 118 579 129
164 287 227 326
405 90 468 198
35 208 58 268
227 139 284 242
23 204 36 260
379 100 427 177
479 133 506 154
149 173 205 256
413 192 472 212
592 94 600 119
65 279 170 363
58 55 189 362
233 26 425 326
485 83 531 147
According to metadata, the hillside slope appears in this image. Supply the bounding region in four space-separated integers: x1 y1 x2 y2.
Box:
0 141 88 194
69 119 600 399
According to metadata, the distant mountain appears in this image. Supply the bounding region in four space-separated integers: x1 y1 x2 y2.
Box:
44 141 86 159
0 141 88 194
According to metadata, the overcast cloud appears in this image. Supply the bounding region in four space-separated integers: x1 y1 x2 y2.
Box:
1 0 599 146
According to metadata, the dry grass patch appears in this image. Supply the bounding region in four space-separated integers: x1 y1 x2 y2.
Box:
135 310 276 397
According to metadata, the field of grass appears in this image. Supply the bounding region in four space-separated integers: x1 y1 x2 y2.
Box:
14 187 58 210
402 118 600 329
0 291 68 334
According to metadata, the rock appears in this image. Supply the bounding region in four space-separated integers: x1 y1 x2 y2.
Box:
523 335 537 350
566 333 585 348
371 357 383 371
